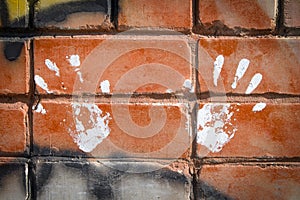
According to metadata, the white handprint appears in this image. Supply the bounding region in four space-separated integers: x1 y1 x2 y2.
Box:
197 55 266 153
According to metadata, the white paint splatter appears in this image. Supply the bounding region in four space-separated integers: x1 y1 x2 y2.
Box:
67 55 81 67
183 79 193 92
166 89 173 93
245 73 262 94
45 59 60 76
33 103 46 115
69 103 111 152
76 71 84 83
213 55 224 86
197 104 237 153
34 75 52 93
231 58 250 89
252 103 266 112
100 80 110 94
67 55 83 83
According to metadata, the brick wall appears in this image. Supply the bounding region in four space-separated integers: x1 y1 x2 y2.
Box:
0 0 299 199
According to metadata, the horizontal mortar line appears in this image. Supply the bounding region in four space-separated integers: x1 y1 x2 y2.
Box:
3 92 299 100
198 92 300 101
194 157 300 165
30 94 198 103
0 94 30 103
196 162 300 168
0 30 299 38
0 157 30 162
29 155 190 162
0 29 119 37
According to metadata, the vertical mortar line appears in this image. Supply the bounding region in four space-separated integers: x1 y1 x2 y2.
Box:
111 0 119 30
275 0 285 35
28 0 35 30
28 38 36 200
192 0 199 31
190 38 199 159
191 38 200 200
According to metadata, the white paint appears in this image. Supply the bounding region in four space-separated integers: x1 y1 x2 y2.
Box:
213 55 224 86
183 79 193 92
33 103 46 115
45 59 60 76
197 104 237 153
231 58 250 89
76 71 84 83
67 55 81 67
245 73 262 94
166 89 173 93
70 103 111 152
252 103 266 112
67 55 83 83
100 80 110 93
34 75 52 93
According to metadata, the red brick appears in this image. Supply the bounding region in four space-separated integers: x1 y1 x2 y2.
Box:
0 103 28 154
33 100 191 158
198 38 300 95
198 0 276 30
118 0 192 31
0 41 29 94
197 165 300 199
34 0 112 30
284 0 300 28
197 103 300 157
34 37 192 95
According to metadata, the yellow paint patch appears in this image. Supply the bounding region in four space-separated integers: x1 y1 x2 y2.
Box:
7 0 28 22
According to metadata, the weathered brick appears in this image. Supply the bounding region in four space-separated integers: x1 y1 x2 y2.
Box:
0 103 28 155
196 165 300 199
34 37 193 95
198 0 276 31
33 100 191 158
198 38 300 95
0 40 29 94
35 159 191 199
118 0 192 31
196 103 300 157
34 0 112 30
284 0 300 28
0 159 27 199
0 0 29 28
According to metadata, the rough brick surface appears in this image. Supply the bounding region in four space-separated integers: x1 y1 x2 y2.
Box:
34 37 193 95
198 0 276 32
0 0 29 28
284 0 300 28
198 38 300 95
0 40 29 94
0 103 28 155
35 159 191 199
197 103 300 157
1 1 300 199
33 100 191 158
118 0 192 31
196 165 300 199
0 160 27 199
34 0 112 30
